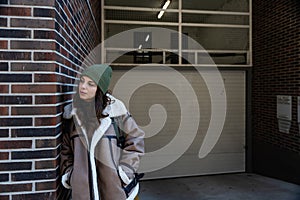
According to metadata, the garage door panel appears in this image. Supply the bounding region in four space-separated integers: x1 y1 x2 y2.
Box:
144 153 245 179
111 69 246 179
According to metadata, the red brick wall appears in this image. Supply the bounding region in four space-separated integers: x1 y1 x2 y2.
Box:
252 0 300 152
0 0 100 199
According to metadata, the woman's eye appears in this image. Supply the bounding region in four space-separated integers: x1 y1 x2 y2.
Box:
88 82 96 87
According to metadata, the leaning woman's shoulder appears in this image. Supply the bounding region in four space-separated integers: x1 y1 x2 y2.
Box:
63 103 73 119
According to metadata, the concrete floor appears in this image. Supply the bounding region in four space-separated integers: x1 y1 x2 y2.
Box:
139 173 300 200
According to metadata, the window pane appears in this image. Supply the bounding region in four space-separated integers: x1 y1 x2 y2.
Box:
182 13 249 25
182 27 249 50
105 24 178 49
182 0 249 12
106 10 178 23
105 0 178 9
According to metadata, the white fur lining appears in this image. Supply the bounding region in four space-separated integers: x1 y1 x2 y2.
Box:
63 103 73 119
61 172 71 189
119 166 140 200
118 166 131 185
104 95 128 117
127 183 139 200
89 117 112 200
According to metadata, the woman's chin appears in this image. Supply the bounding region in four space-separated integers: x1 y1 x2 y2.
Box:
80 96 93 102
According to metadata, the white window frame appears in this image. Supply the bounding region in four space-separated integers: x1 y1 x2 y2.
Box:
101 0 252 67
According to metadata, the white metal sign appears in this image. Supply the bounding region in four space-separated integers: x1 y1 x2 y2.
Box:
277 95 292 133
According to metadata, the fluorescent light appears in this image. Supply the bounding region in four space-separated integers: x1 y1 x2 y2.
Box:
162 0 171 9
157 11 165 19
145 34 150 42
138 44 142 49
157 0 171 19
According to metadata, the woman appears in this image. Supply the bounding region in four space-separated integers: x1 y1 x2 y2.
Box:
60 64 145 200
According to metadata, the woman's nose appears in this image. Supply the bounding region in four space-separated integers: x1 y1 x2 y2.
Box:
81 82 87 89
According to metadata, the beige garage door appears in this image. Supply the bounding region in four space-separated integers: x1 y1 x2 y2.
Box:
111 68 246 179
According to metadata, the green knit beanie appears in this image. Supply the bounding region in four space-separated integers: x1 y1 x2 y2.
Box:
81 64 112 93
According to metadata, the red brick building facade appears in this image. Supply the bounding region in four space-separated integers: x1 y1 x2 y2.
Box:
0 0 299 199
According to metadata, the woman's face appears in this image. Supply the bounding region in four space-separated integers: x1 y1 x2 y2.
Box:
78 76 97 102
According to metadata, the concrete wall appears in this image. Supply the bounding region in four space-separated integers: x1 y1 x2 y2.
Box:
0 0 100 199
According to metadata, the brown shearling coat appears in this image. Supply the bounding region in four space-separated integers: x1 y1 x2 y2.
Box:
60 96 144 200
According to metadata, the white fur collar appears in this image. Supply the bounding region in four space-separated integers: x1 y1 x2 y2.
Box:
63 103 73 119
63 95 128 119
103 94 128 117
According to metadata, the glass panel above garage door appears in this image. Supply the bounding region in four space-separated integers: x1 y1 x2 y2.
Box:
103 0 251 67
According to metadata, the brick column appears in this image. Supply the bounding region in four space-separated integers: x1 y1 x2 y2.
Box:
0 0 100 199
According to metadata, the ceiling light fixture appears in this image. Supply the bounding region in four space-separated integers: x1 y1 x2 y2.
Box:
157 0 171 19
145 34 150 42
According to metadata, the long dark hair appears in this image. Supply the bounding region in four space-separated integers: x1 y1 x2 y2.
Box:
73 87 111 124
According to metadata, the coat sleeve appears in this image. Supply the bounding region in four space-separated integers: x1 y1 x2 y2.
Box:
60 118 74 178
118 113 145 180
